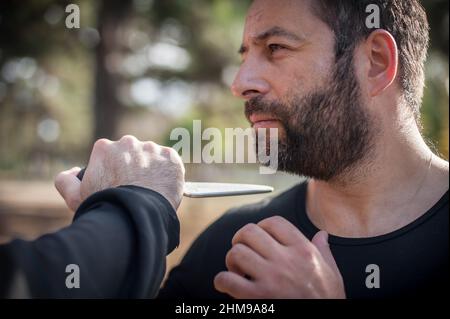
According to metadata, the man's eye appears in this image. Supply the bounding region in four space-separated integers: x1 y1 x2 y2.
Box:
268 44 285 53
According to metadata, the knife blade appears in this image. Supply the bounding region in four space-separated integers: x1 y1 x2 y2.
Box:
76 168 274 198
183 182 273 198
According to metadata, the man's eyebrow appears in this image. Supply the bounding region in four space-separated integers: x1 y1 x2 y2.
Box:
238 26 303 55
256 26 303 42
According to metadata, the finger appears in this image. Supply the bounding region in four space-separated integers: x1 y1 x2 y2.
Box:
85 138 114 180
162 146 185 172
258 216 309 246
89 138 113 164
311 231 340 273
214 271 256 299
232 223 282 259
118 135 139 148
225 243 267 278
54 167 82 212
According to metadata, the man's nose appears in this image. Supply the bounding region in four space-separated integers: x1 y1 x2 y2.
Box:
231 60 270 100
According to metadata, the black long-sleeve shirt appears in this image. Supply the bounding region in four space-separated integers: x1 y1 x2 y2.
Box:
0 185 179 298
159 181 449 299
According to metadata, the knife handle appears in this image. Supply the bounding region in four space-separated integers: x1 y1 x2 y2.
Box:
77 168 86 181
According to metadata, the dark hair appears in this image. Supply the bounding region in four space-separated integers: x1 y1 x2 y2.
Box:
311 0 430 120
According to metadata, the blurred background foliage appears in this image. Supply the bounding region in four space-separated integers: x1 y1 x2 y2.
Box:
0 0 448 181
0 0 448 267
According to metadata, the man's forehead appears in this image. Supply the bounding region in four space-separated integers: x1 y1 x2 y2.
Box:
244 0 313 39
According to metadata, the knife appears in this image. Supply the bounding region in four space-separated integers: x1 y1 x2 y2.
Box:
76 168 274 198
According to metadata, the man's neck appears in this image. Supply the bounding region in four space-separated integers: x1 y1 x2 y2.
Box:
306 120 449 238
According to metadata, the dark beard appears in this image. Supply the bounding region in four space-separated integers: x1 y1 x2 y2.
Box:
245 53 375 181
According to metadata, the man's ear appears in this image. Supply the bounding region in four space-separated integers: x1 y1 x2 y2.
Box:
365 29 398 97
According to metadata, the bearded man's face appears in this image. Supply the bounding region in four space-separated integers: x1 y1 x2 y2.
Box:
234 0 376 180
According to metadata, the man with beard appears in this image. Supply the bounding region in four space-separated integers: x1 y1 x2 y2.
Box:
159 0 449 298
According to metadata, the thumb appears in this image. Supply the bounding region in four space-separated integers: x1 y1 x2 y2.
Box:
311 231 339 272
55 167 82 212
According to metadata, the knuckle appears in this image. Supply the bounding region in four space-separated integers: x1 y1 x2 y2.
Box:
160 147 176 162
119 135 138 147
143 141 158 152
158 146 185 173
231 243 245 257
233 223 258 244
165 147 181 161
258 216 286 233
93 138 111 151
225 245 245 268
226 247 239 264
262 215 285 227
160 146 172 156
233 223 258 241
241 223 259 237
214 273 225 288
243 223 258 234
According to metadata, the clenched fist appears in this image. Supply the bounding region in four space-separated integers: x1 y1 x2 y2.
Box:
214 216 346 299
55 135 185 212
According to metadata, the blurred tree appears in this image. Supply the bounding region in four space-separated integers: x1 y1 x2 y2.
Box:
94 0 132 139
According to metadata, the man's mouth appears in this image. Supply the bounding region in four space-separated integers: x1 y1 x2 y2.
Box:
249 113 281 129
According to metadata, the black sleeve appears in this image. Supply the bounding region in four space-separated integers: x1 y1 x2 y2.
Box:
158 209 253 299
0 185 179 298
